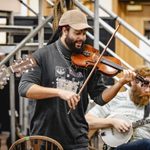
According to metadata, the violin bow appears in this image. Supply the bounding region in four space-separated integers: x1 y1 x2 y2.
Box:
68 23 121 114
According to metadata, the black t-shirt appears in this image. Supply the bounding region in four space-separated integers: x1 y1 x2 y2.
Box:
18 39 107 149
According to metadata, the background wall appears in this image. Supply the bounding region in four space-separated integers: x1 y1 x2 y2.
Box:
19 0 113 16
113 0 150 68
0 0 21 14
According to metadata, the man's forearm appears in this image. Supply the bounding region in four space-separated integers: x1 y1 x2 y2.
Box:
26 84 60 99
86 113 113 130
102 80 125 103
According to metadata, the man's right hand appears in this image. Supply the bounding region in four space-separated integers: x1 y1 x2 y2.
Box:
110 118 132 133
58 89 80 109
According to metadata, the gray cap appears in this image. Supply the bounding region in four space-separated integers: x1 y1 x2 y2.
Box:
59 9 92 30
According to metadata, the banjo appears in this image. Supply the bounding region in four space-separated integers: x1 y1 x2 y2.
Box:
100 114 150 147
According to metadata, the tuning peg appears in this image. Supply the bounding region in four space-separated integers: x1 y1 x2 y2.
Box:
4 77 8 81
13 59 19 64
24 70 29 73
16 73 21 77
6 73 10 78
2 79 7 85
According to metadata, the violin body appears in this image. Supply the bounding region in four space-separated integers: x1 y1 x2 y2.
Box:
71 44 122 77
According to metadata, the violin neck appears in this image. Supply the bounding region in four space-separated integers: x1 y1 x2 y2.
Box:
101 58 149 85
101 58 124 72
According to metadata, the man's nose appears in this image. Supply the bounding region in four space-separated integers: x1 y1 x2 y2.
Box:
78 34 86 40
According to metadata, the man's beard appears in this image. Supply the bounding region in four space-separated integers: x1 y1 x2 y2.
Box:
130 87 150 106
65 36 84 54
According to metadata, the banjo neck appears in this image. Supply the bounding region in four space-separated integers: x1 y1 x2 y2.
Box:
132 118 150 128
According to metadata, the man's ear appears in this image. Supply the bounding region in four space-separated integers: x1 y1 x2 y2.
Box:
61 26 65 32
62 26 68 36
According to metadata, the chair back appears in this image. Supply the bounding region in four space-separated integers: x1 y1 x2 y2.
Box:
9 135 63 150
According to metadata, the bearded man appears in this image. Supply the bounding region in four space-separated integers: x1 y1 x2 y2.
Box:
86 66 150 150
18 9 136 150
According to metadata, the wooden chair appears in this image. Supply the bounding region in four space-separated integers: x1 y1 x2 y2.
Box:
9 135 63 150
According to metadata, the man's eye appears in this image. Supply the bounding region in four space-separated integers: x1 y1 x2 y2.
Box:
83 32 86 35
75 32 81 35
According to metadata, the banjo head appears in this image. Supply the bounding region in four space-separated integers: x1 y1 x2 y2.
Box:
101 113 133 147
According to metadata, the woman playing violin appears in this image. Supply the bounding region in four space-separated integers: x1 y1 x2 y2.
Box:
18 9 136 150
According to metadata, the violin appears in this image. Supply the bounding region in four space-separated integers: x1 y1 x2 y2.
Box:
71 44 123 77
71 44 149 85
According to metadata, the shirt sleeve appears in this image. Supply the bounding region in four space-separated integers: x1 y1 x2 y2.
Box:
87 70 107 106
88 104 110 118
18 51 42 97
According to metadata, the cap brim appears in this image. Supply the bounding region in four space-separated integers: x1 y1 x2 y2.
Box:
70 23 92 30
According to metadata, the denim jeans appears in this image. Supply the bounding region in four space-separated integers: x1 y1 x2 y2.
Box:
115 138 150 150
